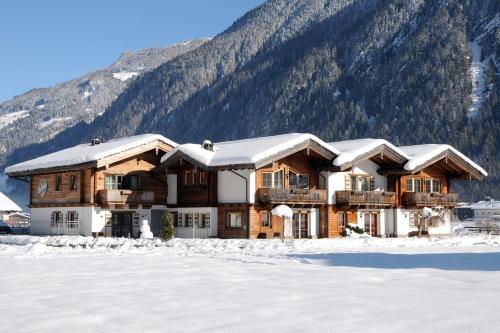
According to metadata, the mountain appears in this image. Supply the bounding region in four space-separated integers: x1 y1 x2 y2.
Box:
4 0 500 205
0 39 206 159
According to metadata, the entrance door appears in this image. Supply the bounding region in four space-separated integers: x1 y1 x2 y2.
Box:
364 213 378 237
292 212 308 239
112 212 133 238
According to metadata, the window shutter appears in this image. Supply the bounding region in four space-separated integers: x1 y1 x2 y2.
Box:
370 176 375 191
51 212 55 224
344 175 351 190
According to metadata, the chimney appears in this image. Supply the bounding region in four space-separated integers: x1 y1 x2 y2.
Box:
91 138 101 146
202 139 214 151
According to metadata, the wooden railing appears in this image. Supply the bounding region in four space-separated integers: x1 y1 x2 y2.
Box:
335 190 396 207
402 192 458 207
97 189 155 204
256 188 327 204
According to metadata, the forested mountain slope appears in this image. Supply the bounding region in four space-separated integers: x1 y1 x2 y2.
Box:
4 0 499 203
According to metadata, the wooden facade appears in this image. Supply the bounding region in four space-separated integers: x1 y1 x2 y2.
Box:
29 146 171 208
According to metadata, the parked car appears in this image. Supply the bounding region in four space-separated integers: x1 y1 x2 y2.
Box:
0 220 12 235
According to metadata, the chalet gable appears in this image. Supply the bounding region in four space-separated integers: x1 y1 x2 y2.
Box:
158 133 339 172
399 144 487 180
5 134 177 177
329 139 409 171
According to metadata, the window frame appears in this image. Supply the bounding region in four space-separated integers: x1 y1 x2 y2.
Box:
273 169 284 189
69 175 77 191
262 172 273 188
432 179 440 193
185 213 193 227
338 211 347 230
201 213 210 228
67 211 79 229
227 212 242 228
260 211 271 228
55 175 62 192
406 178 414 192
414 179 422 193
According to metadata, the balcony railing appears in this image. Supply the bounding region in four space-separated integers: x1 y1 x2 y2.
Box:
97 189 155 204
402 192 458 207
335 190 396 207
256 188 327 204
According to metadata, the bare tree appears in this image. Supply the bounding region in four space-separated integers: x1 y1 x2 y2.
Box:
475 217 499 235
417 206 447 238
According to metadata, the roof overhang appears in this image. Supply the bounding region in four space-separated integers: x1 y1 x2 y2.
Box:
156 138 337 172
407 149 486 180
6 139 173 178
336 144 408 171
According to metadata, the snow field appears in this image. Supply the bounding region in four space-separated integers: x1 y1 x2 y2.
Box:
0 235 499 332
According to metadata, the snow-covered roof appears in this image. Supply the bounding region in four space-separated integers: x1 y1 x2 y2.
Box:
470 201 500 210
329 138 410 167
5 134 177 175
0 192 21 212
160 133 339 168
399 144 487 176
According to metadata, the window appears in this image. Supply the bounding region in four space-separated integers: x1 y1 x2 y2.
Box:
273 170 284 188
67 211 79 229
55 175 62 191
70 175 77 191
200 171 208 185
406 178 414 192
289 171 310 189
289 172 298 188
194 213 199 227
201 213 210 228
193 171 200 185
414 179 422 193
185 213 193 227
298 175 309 189
172 212 179 227
350 175 370 191
176 213 183 227
184 171 192 186
425 179 432 193
260 211 271 227
432 180 440 193
338 212 347 230
262 172 273 188
227 212 242 228
51 211 63 228
106 174 139 190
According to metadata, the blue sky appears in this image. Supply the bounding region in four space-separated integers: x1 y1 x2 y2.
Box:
0 0 264 102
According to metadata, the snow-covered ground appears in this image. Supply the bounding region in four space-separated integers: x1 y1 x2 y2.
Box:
1 234 499 332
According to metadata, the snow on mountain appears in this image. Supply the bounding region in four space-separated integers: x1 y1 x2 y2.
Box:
112 71 139 82
0 39 206 166
467 41 486 118
0 110 29 129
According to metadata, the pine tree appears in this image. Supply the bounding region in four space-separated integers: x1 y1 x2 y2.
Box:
160 210 175 240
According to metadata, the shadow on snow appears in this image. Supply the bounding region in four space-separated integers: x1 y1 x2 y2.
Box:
288 252 500 271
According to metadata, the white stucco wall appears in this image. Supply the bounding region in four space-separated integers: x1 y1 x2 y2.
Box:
322 160 388 205
30 204 168 237
172 207 218 238
30 206 95 236
167 174 177 205
395 208 451 236
217 169 255 204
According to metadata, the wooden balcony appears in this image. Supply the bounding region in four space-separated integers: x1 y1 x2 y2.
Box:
256 188 327 204
97 189 155 204
335 190 396 207
402 192 458 207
